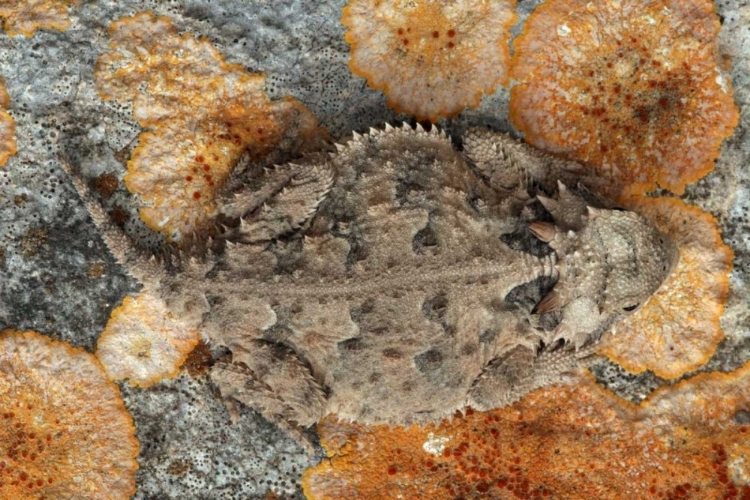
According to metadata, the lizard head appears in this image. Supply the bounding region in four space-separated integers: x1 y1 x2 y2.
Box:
529 185 679 349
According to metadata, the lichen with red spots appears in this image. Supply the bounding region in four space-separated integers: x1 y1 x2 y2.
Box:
95 12 327 243
342 0 517 122
0 330 139 499
304 362 750 500
510 0 738 198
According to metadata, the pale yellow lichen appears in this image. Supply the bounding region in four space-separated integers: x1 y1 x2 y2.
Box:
601 197 733 379
342 0 517 122
0 329 139 499
95 12 327 242
0 76 16 167
96 292 201 387
0 0 81 37
510 0 739 198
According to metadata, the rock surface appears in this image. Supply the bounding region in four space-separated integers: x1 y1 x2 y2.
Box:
0 1 748 498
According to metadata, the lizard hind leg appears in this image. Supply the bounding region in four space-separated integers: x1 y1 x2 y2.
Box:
211 341 327 442
216 158 334 244
467 342 602 411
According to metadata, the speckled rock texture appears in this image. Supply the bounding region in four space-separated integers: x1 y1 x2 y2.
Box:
0 1 748 499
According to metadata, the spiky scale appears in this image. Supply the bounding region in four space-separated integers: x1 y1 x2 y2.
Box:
195 125 676 432
62 125 677 441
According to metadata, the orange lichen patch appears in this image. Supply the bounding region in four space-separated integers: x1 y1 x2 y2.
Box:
0 329 139 499
183 339 214 378
96 292 200 387
0 0 80 37
601 197 733 379
304 363 750 500
95 12 327 242
342 0 517 122
510 0 739 198
0 77 9 108
0 76 16 167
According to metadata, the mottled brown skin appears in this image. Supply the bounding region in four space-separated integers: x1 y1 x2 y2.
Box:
61 124 678 436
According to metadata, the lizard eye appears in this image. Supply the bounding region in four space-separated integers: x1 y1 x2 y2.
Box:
622 303 639 312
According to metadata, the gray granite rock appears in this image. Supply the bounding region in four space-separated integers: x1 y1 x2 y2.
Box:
0 1 748 498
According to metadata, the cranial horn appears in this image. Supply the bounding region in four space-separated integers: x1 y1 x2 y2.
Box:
586 206 604 217
527 221 556 243
536 195 559 212
534 290 561 314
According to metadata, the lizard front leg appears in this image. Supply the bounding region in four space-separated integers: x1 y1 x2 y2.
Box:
467 342 602 411
461 128 597 195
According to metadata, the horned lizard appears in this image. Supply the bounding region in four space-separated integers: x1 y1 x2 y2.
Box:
61 124 678 434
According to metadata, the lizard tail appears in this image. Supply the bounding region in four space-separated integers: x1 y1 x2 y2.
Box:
58 156 165 289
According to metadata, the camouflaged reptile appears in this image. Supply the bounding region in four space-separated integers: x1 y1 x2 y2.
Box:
62 124 678 435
